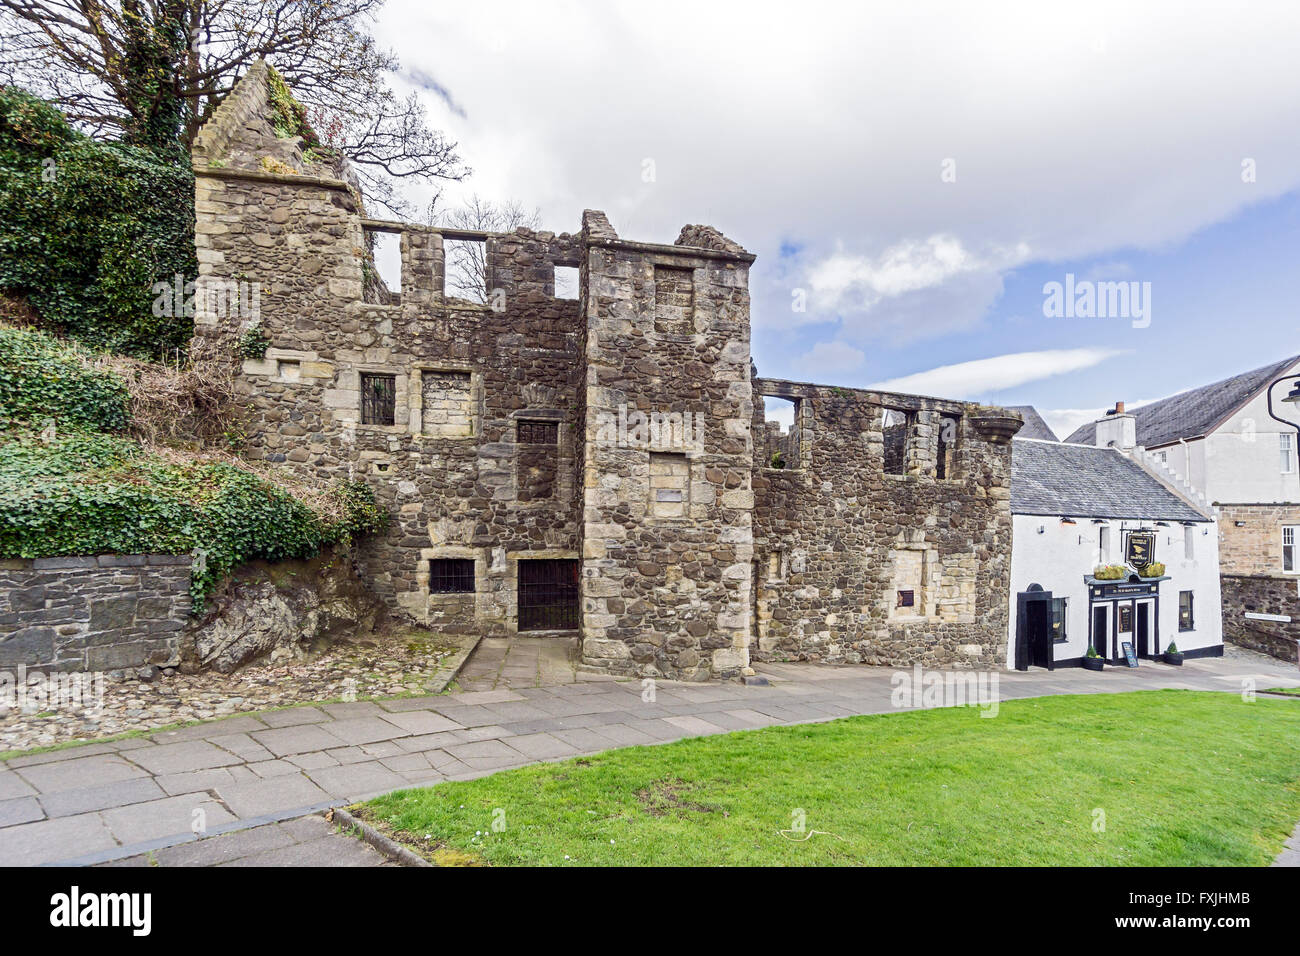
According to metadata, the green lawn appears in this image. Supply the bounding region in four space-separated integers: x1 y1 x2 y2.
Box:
359 691 1300 866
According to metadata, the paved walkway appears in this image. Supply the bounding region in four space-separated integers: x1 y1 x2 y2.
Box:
455 635 580 691
99 813 392 867
1 653 1297 866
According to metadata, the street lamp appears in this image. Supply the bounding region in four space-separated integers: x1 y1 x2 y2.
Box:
1266 374 1300 448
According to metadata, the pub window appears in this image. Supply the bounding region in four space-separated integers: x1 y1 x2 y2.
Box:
360 373 396 426
896 589 915 609
1098 525 1112 563
517 420 558 444
1284 525 1298 573
882 408 911 475
1178 590 1194 631
428 558 474 594
1051 597 1068 643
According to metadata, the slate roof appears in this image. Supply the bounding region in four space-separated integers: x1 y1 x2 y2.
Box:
1011 439 1209 521
1063 355 1300 447
1006 405 1058 442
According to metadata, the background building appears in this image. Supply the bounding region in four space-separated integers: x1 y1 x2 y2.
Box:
1007 433 1221 669
1066 358 1300 663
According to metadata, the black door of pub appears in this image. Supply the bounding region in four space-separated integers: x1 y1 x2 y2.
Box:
517 559 580 631
1015 589 1054 671
1136 602 1150 658
1093 606 1108 659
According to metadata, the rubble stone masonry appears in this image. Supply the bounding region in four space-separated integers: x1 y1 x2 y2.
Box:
183 63 1021 679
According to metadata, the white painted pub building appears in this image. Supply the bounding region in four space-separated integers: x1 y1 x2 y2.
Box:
1005 407 1223 670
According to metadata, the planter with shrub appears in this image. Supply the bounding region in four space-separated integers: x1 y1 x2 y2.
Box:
1162 641 1184 666
1083 644 1105 671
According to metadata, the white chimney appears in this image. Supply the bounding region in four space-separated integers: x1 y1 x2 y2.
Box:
1095 401 1136 450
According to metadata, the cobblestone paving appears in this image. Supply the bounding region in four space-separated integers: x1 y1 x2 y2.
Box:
1 650 1296 867
0 629 461 753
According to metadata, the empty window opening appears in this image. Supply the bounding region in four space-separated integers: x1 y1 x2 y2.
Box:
277 359 300 382
517 420 559 444
444 238 489 305
763 396 800 469
360 373 396 426
653 265 694 333
882 408 911 475
363 228 401 305
649 452 690 517
936 416 958 479
518 559 579 631
429 559 474 594
554 266 580 300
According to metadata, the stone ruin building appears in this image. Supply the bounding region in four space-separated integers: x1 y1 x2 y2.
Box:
189 62 1024 681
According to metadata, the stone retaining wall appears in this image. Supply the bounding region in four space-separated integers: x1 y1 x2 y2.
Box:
0 555 191 672
1221 573 1299 664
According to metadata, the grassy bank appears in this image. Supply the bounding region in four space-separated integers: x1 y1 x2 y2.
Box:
362 690 1300 866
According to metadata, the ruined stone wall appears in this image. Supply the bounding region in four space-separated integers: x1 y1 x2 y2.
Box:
1218 503 1300 575
1221 573 1299 663
0 556 191 672
578 217 756 680
192 69 585 636
750 380 1016 667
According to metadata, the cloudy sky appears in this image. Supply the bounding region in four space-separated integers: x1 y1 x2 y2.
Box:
374 0 1300 438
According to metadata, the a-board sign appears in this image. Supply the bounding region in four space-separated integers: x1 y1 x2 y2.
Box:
1121 641 1138 668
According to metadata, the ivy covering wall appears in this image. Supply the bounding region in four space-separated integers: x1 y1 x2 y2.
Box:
0 327 387 608
0 86 197 358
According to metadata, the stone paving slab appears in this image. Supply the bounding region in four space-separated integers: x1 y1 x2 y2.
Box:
101 814 392 868
0 654 1296 866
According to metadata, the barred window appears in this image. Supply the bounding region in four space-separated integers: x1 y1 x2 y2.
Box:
429 559 475 594
517 420 558 444
361 373 396 426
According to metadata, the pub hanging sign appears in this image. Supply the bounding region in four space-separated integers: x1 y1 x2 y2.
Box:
1125 530 1156 571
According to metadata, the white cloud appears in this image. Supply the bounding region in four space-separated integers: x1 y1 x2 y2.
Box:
791 340 866 377
870 348 1126 400
1042 397 1161 442
374 0 1300 358
807 235 1029 317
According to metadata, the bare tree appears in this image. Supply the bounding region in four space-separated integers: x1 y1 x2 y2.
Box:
431 195 540 305
0 0 467 212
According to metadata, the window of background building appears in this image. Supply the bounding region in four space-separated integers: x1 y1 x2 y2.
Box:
1051 597 1068 643
1284 525 1297 572
1282 433 1295 474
